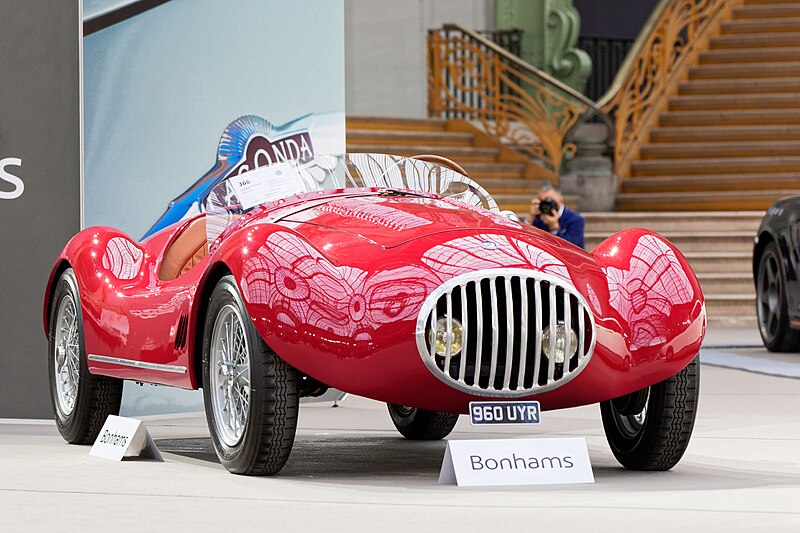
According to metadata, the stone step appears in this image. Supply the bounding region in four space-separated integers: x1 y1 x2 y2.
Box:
733 4 800 19
696 273 754 295
493 194 535 213
346 144 499 163
650 125 800 143
661 109 800 127
678 77 800 95
346 116 447 131
689 62 800 80
705 294 757 326
632 156 800 176
582 212 764 233
721 17 800 34
584 231 756 253
669 93 800 111
346 129 474 147
617 190 795 211
710 31 800 49
622 172 800 193
699 47 800 64
478 178 542 197
640 140 800 159
681 252 753 274
459 161 526 180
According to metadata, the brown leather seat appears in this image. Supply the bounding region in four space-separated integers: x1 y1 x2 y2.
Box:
159 217 208 281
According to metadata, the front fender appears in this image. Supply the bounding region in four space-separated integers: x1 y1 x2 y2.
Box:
591 228 706 381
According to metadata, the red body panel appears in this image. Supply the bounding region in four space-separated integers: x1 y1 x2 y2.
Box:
45 189 706 412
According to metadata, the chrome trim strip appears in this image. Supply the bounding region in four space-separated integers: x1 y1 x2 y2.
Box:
564 290 572 371
474 280 484 386
502 276 514 390
519 278 529 390
88 354 187 374
548 284 556 383
578 304 586 363
533 279 542 389
415 268 597 399
488 278 500 387
459 284 468 382
444 291 453 377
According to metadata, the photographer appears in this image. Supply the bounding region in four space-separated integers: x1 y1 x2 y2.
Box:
527 184 585 249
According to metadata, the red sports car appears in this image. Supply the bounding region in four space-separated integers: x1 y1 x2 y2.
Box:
44 153 704 475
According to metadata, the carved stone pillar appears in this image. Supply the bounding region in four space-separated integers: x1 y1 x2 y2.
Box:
496 0 592 92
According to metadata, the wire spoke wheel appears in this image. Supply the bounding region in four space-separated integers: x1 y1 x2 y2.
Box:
600 357 699 471
202 275 298 475
609 389 650 440
48 268 122 444
210 304 251 447
53 293 80 415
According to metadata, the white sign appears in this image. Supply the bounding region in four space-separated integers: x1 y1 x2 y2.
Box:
439 437 594 487
89 415 163 462
0 157 24 200
230 161 307 210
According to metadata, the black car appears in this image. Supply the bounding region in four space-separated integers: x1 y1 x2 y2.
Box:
754 197 800 351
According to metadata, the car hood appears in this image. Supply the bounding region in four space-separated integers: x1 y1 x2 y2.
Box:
278 193 536 248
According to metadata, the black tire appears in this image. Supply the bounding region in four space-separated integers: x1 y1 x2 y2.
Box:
202 275 298 475
600 357 699 471
387 404 459 440
756 241 800 352
48 268 122 444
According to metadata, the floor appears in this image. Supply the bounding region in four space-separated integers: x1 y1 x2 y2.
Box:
1 326 799 532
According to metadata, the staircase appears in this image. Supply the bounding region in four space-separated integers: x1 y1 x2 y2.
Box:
584 211 761 326
346 116 550 213
618 0 800 212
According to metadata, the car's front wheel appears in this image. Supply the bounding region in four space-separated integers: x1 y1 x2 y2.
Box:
202 275 298 475
48 268 122 443
756 241 800 352
387 404 459 440
600 357 699 471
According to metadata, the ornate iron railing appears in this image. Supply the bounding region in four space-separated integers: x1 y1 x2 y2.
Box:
478 28 523 58
598 0 743 180
428 24 604 180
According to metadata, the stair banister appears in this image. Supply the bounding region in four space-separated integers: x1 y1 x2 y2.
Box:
598 0 744 181
428 23 609 181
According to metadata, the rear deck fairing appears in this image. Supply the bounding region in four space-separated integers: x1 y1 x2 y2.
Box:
211 195 705 413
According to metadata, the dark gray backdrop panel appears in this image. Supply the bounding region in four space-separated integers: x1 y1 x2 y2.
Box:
0 1 80 418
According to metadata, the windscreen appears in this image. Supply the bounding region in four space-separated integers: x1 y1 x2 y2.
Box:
203 153 499 244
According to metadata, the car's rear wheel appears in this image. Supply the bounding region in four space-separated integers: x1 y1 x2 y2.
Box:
387 404 459 440
756 242 800 352
202 275 298 475
48 268 122 444
600 357 699 471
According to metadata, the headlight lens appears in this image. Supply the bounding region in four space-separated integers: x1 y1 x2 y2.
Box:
542 323 578 364
429 316 463 357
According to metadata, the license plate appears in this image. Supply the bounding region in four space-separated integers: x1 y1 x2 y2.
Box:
469 401 541 426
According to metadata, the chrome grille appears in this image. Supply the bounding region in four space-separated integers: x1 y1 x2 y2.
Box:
415 269 595 397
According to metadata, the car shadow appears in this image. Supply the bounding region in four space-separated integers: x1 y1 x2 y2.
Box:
156 434 800 491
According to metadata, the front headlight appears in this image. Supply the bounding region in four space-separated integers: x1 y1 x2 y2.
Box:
542 322 578 364
429 316 463 357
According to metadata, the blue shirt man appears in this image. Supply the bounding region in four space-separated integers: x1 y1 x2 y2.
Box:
528 185 585 249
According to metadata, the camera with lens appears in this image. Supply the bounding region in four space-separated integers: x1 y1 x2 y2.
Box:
539 198 558 216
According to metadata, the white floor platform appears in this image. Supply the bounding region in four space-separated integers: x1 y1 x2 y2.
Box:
2 354 800 532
